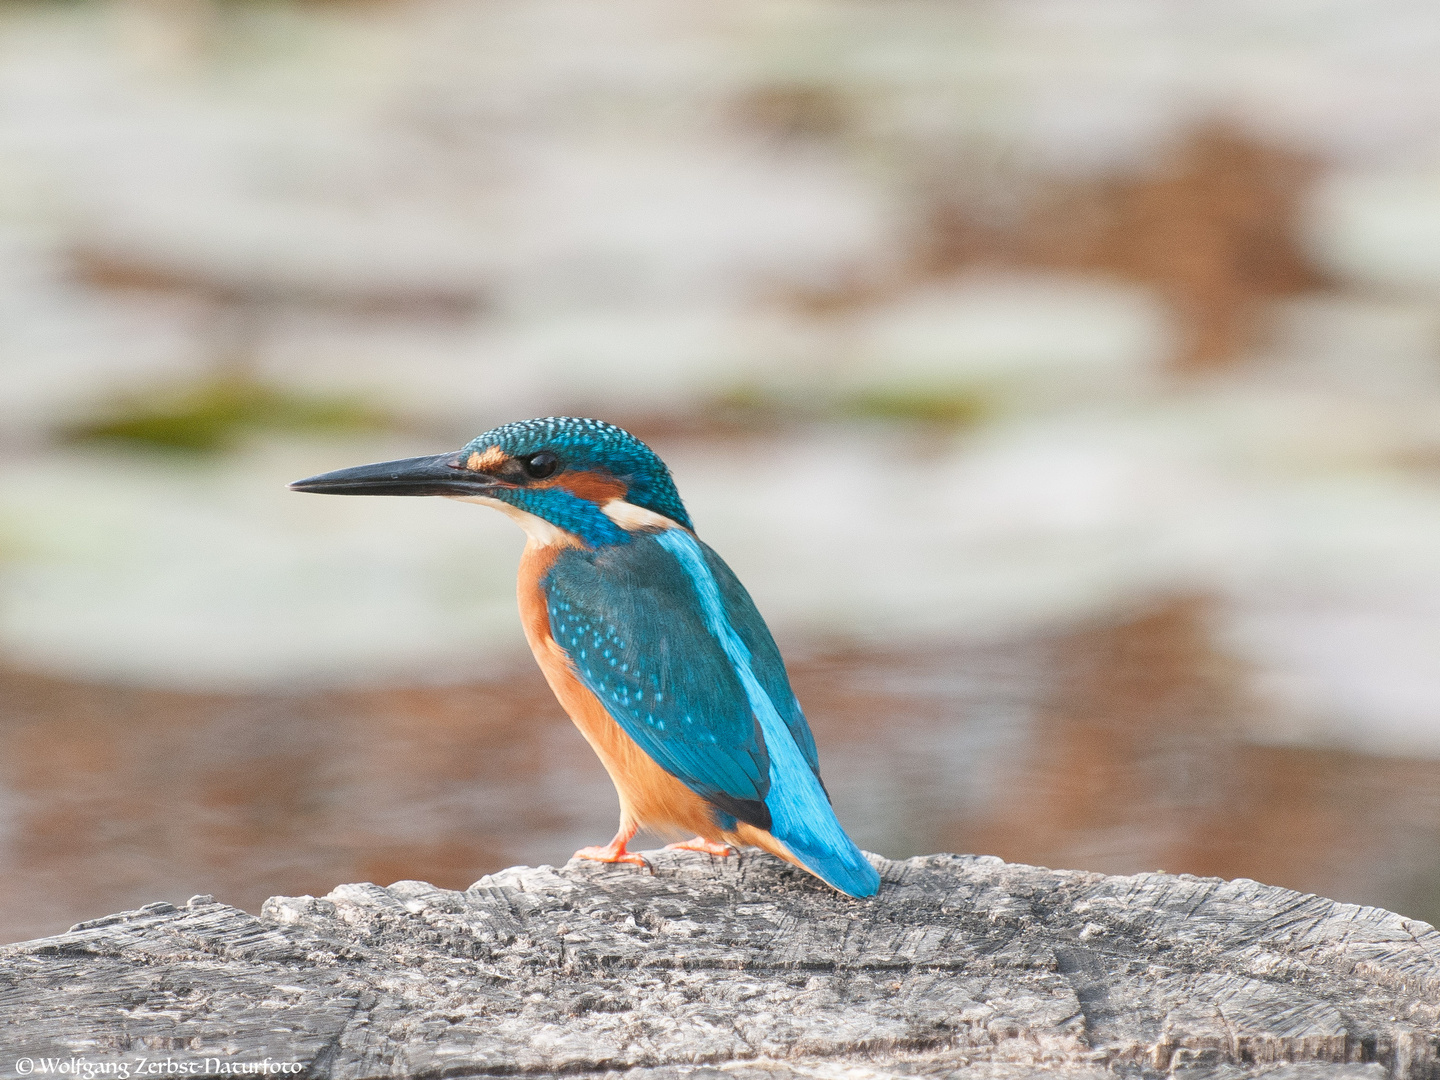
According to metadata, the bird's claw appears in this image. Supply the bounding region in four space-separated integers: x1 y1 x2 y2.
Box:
573 844 651 871
664 837 735 857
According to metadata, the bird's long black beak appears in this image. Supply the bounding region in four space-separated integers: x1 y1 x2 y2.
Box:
288 454 497 497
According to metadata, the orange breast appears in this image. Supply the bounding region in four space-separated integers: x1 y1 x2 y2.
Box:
515 540 725 841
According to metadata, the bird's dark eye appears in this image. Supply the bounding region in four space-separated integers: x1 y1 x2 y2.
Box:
522 452 559 480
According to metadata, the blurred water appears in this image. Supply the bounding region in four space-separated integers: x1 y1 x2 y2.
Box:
6 596 1440 945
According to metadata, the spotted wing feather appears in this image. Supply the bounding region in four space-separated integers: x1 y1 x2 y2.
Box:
543 536 773 830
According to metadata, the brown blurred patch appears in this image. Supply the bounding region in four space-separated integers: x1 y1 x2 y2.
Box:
962 596 1244 867
71 248 486 320
0 663 599 942
955 598 1440 916
737 83 851 143
920 124 1330 371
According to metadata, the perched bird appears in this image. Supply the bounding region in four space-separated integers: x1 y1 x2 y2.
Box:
290 416 879 898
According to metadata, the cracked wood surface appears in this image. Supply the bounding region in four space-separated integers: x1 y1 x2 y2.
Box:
1 851 1438 1079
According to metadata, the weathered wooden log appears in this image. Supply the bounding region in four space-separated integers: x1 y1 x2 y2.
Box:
2 850 1438 1079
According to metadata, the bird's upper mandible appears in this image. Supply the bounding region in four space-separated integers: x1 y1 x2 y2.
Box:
290 415 692 549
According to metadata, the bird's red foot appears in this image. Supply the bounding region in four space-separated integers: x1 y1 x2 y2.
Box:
573 840 649 869
665 836 735 857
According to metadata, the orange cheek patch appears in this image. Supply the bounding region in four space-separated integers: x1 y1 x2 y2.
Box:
547 470 628 503
466 446 507 471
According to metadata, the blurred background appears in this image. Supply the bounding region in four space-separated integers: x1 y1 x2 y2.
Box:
4 0 1440 943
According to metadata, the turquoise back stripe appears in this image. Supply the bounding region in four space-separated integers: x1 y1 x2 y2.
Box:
654 530 879 897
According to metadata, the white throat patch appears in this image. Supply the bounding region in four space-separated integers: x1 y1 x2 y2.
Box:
450 495 574 547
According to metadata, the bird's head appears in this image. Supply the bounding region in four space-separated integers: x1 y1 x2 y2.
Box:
289 416 691 547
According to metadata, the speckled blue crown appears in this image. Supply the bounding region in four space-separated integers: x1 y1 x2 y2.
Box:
463 417 693 530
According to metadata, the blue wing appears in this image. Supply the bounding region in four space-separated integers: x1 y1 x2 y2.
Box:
696 543 822 780
543 529 879 898
543 534 774 830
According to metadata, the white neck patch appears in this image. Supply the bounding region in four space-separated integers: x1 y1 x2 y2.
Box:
601 499 681 532
451 494 681 545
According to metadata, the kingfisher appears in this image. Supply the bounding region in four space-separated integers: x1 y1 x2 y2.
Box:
289 416 879 898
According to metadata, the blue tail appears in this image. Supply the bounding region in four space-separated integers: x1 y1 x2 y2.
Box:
651 529 881 898
759 724 880 897
773 810 881 898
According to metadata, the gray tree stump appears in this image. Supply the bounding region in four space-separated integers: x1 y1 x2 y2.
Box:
2 851 1438 1079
